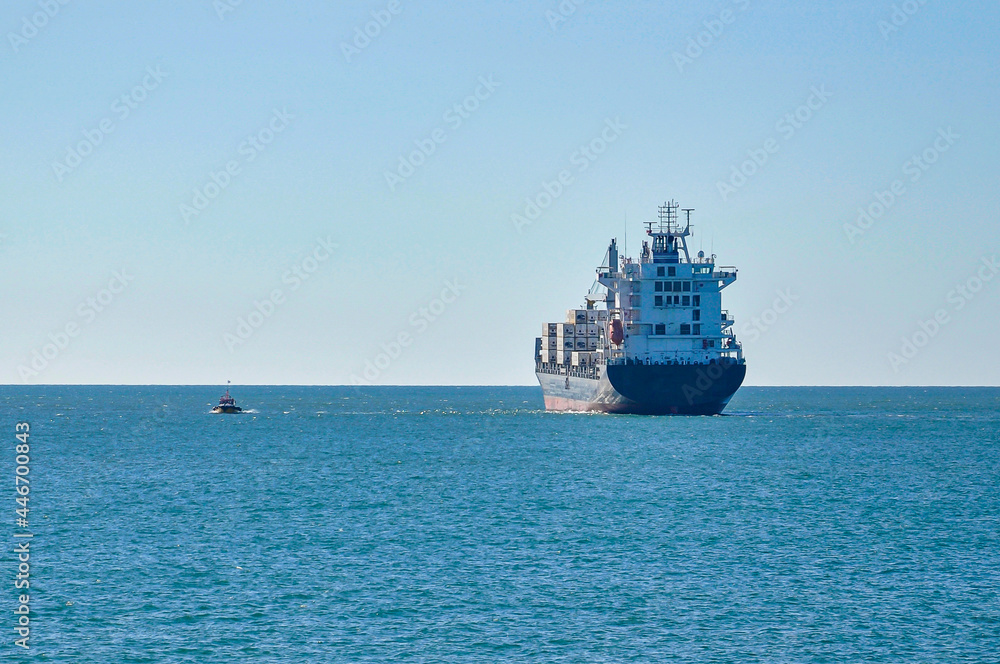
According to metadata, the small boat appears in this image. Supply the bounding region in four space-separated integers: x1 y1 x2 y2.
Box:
211 384 243 414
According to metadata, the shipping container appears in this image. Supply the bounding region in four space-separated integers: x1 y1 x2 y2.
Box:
586 310 598 323
544 322 558 336
597 310 609 322
586 324 599 336
574 338 587 350
561 338 575 350
555 322 575 337
586 337 598 350
546 337 559 349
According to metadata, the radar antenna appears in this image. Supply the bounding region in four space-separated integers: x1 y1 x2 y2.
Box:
656 200 680 233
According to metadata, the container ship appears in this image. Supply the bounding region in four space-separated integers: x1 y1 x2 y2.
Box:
535 200 746 414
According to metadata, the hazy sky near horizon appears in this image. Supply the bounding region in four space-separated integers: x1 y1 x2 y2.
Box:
3 1 999 386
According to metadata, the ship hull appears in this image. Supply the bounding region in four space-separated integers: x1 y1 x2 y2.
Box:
536 362 746 415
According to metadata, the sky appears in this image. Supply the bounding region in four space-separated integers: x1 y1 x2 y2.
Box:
2 0 999 386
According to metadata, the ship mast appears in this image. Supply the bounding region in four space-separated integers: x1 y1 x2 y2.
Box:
644 199 691 263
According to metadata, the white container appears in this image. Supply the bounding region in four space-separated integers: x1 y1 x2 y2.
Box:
555 322 575 337
557 350 574 364
539 349 553 363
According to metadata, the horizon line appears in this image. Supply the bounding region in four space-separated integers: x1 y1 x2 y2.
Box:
3 384 1000 389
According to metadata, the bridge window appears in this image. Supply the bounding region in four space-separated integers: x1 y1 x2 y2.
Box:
693 324 701 335
682 281 691 292
657 266 665 277
682 296 690 306
655 282 662 292
655 324 665 335
693 295 700 306
693 310 700 321
655 295 663 307
680 324 691 335
668 267 676 276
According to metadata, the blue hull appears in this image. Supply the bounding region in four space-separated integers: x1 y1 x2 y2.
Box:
536 362 746 415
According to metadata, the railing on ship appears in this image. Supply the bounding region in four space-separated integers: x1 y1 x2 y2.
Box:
535 362 601 380
605 356 743 367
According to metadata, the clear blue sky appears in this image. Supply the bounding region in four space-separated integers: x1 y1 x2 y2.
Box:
3 1 998 385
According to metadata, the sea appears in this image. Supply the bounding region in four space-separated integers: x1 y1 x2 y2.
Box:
2 386 998 663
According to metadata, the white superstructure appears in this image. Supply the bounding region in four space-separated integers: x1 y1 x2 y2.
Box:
597 200 744 366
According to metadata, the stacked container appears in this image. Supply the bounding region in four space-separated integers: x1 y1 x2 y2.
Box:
555 323 575 337
539 311 610 365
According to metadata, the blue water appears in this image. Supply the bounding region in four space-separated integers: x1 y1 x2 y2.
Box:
3 386 999 662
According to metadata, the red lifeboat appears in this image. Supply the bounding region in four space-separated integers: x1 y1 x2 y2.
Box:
610 319 624 345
